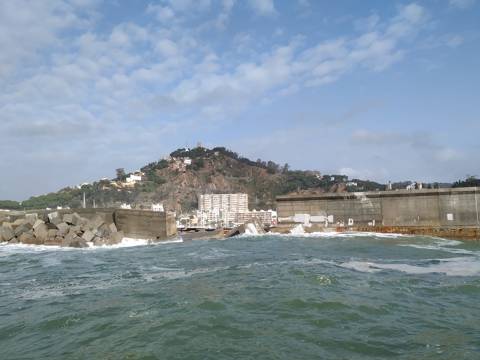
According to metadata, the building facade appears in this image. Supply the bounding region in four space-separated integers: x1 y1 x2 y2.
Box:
198 193 249 213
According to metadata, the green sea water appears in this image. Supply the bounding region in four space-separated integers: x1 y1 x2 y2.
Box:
1 233 479 359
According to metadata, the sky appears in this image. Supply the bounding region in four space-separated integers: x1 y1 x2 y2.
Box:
1 0 479 200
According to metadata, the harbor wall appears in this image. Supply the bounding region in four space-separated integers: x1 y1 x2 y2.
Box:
17 208 177 241
114 209 177 240
276 187 480 240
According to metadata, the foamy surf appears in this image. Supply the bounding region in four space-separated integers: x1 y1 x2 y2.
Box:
0 237 183 253
397 238 476 255
340 257 480 276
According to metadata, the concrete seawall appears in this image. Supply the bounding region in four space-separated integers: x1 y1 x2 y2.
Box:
14 208 177 241
276 187 480 240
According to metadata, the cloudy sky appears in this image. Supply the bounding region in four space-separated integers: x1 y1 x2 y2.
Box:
1 0 479 200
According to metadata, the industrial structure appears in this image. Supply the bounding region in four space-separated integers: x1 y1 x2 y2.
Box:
276 187 480 240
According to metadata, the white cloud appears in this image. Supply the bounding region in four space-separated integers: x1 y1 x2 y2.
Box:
0 0 92 78
248 0 276 16
147 4 175 22
2 1 469 199
164 0 211 12
449 0 476 9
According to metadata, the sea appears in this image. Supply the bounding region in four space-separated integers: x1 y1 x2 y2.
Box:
1 233 479 359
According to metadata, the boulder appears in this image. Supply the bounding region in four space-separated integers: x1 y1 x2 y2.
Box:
109 222 118 233
82 230 95 242
0 225 15 242
70 225 82 236
2 222 13 230
48 212 63 225
12 218 25 229
14 222 32 237
47 229 58 241
63 213 74 224
62 235 88 248
71 213 87 226
56 222 70 236
44 236 64 246
94 223 111 238
88 215 105 231
25 213 38 226
34 223 49 243
46 222 59 230
107 231 124 245
33 219 45 230
19 231 41 245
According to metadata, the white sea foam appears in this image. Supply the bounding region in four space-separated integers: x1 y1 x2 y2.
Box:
340 257 480 276
142 265 230 282
279 230 411 239
0 237 183 254
398 238 476 255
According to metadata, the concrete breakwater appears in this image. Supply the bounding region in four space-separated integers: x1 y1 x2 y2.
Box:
276 187 480 240
0 208 177 247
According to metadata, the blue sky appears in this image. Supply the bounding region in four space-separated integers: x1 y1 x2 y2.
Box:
1 0 479 200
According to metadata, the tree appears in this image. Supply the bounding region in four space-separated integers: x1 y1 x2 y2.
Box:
282 163 290 174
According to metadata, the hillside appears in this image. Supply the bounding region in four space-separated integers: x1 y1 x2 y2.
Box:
1 146 387 212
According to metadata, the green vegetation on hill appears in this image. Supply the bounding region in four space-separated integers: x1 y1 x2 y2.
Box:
1 146 389 212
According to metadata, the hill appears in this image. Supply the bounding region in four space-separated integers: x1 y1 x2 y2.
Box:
1 146 387 212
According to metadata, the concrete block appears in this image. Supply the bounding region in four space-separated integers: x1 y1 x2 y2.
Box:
62 232 88 248
63 213 74 224
9 237 19 244
33 219 45 230
107 231 124 245
14 223 32 237
12 219 25 228
94 223 111 238
34 223 49 243
109 223 118 233
0 226 15 242
82 230 95 242
44 236 63 246
48 212 63 226
2 222 13 230
19 231 41 245
56 222 70 236
46 222 58 230
48 229 58 240
89 215 105 231
25 213 38 226
71 213 82 226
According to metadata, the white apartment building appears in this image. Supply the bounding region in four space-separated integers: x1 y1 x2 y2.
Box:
198 193 248 213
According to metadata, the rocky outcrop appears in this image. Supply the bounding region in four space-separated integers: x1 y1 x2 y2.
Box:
0 212 125 247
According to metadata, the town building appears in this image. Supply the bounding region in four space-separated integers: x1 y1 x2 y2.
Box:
151 203 164 212
198 193 248 213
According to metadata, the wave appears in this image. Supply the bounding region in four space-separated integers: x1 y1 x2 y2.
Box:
339 257 480 276
0 237 183 254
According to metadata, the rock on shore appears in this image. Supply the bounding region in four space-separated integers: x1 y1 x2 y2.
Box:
0 212 124 248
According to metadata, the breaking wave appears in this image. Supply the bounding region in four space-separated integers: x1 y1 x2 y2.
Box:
0 237 183 254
